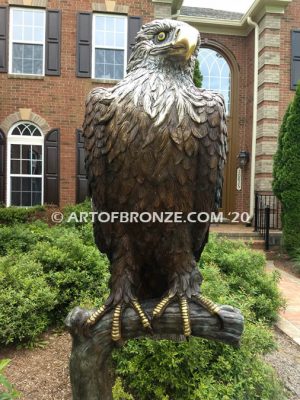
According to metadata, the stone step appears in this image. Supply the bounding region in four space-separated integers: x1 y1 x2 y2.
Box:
213 232 261 240
213 230 282 247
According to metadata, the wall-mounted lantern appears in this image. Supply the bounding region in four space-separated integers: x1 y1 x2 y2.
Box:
237 151 250 167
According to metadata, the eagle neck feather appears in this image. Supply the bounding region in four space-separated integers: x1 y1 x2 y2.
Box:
114 68 208 128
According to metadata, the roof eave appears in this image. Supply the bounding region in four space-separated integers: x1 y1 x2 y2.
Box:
178 0 292 36
177 15 248 36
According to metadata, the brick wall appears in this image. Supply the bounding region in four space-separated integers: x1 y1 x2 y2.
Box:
0 0 154 206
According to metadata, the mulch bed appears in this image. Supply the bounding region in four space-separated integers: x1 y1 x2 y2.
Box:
1 332 71 400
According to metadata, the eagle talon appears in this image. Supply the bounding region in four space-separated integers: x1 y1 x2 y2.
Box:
111 300 152 342
193 294 225 329
153 294 192 338
112 303 123 342
85 304 107 327
152 293 176 318
179 297 192 337
82 304 109 337
131 300 153 332
83 300 151 341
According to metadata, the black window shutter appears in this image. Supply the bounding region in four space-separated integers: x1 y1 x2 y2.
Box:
0 7 8 73
77 12 92 78
0 129 6 204
127 16 142 61
44 129 60 205
76 129 88 203
291 30 300 90
45 10 61 76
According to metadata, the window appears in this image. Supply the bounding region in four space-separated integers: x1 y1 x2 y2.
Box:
7 123 43 206
9 8 45 75
198 48 231 114
92 14 127 80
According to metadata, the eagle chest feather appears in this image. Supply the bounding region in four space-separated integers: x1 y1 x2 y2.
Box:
105 99 194 211
102 79 225 214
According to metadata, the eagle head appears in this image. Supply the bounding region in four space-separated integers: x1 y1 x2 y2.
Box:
127 19 201 75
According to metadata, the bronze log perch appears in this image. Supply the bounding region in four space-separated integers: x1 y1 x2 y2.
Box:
66 301 244 400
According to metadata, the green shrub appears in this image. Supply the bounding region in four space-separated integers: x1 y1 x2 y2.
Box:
0 254 57 345
61 199 92 228
0 221 52 256
0 221 109 343
292 250 300 274
113 378 134 400
114 327 284 400
0 205 45 225
193 59 203 88
0 359 20 399
31 225 109 321
272 84 300 253
273 102 292 202
202 236 284 323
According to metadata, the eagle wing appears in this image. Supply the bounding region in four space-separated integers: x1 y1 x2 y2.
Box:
83 87 116 259
190 90 228 261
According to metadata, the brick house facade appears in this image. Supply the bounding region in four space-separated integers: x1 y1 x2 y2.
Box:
0 0 298 221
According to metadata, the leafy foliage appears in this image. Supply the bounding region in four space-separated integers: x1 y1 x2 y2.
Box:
193 59 203 88
31 225 109 320
0 254 57 345
202 236 284 323
0 359 20 399
112 378 134 400
61 199 92 228
292 249 300 274
272 84 300 253
0 221 52 257
273 102 292 202
0 217 109 344
114 326 283 400
0 205 45 225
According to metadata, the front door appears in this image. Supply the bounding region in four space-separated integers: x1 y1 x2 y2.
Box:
198 46 235 217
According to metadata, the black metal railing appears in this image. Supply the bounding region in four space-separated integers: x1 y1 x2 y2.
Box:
254 193 282 250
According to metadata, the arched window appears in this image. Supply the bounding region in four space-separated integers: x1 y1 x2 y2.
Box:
198 48 231 114
7 122 44 206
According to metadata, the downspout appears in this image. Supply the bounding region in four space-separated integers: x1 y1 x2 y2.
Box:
247 16 259 222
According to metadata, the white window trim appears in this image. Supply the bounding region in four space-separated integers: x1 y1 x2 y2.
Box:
6 122 44 207
92 13 128 80
198 48 231 115
9 7 46 76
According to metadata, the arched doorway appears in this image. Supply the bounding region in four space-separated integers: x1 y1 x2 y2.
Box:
198 43 239 217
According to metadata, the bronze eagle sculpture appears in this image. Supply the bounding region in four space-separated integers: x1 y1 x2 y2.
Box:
83 19 227 341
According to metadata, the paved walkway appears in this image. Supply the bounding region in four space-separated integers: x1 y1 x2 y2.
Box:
266 260 300 346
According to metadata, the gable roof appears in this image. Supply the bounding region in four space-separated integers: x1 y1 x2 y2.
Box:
181 6 244 21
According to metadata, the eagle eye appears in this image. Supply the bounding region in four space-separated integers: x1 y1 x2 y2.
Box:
156 31 167 42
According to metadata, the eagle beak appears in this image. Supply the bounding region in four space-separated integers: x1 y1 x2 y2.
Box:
173 25 199 60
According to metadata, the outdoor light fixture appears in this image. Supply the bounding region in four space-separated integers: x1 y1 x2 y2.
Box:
237 151 250 167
